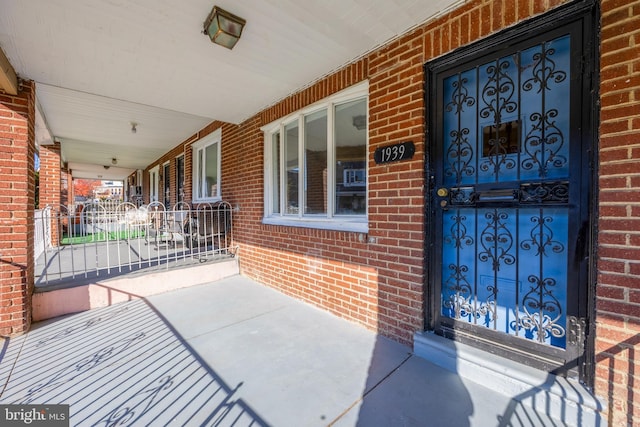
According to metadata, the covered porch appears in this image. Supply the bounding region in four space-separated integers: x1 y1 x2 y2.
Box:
1 0 638 425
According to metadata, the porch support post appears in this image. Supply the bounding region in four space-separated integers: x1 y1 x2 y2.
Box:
61 166 72 206
0 79 36 336
40 142 61 207
0 46 18 96
40 142 62 245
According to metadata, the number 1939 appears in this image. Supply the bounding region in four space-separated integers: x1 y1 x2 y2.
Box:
374 141 415 164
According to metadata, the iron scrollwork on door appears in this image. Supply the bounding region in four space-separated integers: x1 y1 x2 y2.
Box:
479 58 518 178
518 210 566 342
440 34 572 349
522 44 568 179
520 181 569 204
444 75 476 183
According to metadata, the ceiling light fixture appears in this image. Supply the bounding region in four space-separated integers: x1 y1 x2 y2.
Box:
131 122 137 134
203 6 246 50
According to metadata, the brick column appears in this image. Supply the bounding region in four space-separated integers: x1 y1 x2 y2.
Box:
0 80 36 336
39 142 62 244
61 165 72 207
39 142 61 208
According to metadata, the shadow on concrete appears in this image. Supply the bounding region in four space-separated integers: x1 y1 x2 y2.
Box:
495 357 606 427
350 338 473 427
1 275 610 426
0 297 269 426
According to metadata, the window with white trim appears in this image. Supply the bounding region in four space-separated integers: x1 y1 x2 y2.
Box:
149 165 159 202
263 82 368 232
192 128 221 203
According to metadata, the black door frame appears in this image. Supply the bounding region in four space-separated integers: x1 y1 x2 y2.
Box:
424 0 599 385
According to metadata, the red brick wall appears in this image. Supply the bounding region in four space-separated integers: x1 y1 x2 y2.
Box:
596 1 640 425
39 142 62 243
0 80 36 336
152 1 580 345
39 142 61 208
221 0 574 346
223 62 406 336
142 166 150 205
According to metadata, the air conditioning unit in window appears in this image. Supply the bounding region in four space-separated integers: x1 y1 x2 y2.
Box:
343 169 365 187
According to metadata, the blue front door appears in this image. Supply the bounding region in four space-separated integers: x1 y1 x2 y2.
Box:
428 14 595 376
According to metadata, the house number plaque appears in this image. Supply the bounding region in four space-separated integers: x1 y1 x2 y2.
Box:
374 141 415 164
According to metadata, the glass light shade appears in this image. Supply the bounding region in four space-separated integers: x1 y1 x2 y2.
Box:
204 6 246 49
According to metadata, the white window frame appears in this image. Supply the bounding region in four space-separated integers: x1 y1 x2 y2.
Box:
262 81 368 233
149 165 159 203
192 128 222 203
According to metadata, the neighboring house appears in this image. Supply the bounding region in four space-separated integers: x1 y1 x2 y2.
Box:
94 180 124 201
2 0 638 425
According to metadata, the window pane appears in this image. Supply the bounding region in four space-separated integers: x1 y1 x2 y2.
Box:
335 98 367 215
304 110 327 215
150 171 157 201
205 143 218 198
285 121 299 215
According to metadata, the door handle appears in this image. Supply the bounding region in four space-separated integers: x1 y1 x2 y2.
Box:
436 187 449 209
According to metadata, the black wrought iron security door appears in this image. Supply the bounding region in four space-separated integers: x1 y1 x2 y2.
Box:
428 16 594 374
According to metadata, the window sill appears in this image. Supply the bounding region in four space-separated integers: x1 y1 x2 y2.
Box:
262 216 368 233
193 197 222 205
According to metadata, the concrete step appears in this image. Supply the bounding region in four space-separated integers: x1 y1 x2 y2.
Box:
414 331 607 427
32 257 239 321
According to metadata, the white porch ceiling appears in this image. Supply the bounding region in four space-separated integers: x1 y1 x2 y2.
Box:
0 0 464 180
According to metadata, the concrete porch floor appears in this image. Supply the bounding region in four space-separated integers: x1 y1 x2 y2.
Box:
0 275 597 426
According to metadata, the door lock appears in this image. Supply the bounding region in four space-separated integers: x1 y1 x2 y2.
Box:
437 188 449 197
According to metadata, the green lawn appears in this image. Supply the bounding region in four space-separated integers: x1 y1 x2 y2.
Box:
61 230 146 245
